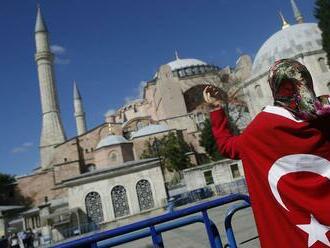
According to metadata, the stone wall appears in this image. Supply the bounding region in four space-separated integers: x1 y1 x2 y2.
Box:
17 170 67 205
183 159 244 191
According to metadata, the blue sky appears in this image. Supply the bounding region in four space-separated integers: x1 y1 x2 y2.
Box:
0 0 316 175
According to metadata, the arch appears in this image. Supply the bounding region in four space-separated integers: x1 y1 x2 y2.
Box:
318 57 328 72
86 164 96 172
85 192 104 223
111 185 130 218
327 82 330 92
122 116 152 139
136 179 155 211
108 151 118 163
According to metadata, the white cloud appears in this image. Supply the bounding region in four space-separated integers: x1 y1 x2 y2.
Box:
105 109 116 117
50 45 66 55
22 142 33 147
123 81 147 105
50 44 70 65
11 142 34 154
138 81 147 98
236 47 243 54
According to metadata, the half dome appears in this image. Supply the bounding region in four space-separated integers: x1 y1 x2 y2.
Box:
96 135 130 149
131 124 169 139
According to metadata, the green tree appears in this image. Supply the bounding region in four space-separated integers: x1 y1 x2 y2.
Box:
140 132 192 172
0 173 16 204
0 172 32 206
199 118 225 161
315 0 330 66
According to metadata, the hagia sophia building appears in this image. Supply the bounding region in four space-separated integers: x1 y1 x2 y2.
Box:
2 0 329 241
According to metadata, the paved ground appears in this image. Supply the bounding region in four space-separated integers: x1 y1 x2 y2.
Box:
99 199 260 248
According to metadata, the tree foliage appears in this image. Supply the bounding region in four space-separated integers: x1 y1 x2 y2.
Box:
0 172 16 204
140 132 192 172
199 118 224 161
315 0 330 66
0 172 32 206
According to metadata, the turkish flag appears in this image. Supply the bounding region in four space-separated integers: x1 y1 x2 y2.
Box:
210 105 330 248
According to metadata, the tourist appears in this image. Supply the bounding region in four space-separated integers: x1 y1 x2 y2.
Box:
24 229 34 248
8 233 19 248
0 235 9 248
203 59 330 247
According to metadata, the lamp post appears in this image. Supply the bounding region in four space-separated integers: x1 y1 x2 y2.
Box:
152 138 174 211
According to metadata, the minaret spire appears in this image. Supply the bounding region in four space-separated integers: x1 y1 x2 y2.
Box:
35 5 48 33
175 50 180 60
35 6 66 169
290 0 304 24
279 11 290 29
73 81 87 136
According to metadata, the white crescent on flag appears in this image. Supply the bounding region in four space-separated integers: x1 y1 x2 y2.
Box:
268 154 330 211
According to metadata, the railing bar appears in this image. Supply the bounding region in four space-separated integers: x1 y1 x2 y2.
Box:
53 194 250 248
98 215 223 248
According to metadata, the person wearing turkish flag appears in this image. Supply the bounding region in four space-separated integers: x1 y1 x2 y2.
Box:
203 59 330 248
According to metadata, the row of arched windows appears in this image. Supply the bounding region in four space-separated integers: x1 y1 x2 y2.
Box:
85 179 154 223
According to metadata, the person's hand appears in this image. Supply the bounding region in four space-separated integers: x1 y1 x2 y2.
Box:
203 85 223 110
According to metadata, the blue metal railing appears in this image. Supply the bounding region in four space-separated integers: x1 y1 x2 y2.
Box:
52 194 252 248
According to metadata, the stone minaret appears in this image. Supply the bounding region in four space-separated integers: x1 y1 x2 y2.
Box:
73 81 87 136
290 0 304 24
35 6 66 170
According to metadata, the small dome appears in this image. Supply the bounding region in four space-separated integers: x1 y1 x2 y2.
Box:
167 58 207 71
252 23 322 77
96 135 130 149
131 124 169 139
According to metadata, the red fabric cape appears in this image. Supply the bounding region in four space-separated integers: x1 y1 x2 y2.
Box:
211 106 330 248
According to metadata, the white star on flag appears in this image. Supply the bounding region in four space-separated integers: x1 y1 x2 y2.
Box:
297 214 330 247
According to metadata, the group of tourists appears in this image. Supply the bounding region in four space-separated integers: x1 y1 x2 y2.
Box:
0 229 38 248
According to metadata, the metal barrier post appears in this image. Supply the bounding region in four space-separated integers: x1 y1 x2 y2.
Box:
202 210 221 248
150 225 164 248
224 202 250 248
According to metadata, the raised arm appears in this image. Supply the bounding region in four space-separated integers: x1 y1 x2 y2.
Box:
203 85 242 159
210 109 241 159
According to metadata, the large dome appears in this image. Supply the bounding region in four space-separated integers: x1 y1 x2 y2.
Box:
167 58 207 71
252 23 322 77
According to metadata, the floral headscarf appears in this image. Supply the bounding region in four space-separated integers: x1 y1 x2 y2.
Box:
268 59 330 121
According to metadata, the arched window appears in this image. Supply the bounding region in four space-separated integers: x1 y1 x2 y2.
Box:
85 192 104 223
136 180 154 211
327 82 330 92
108 151 118 162
136 121 145 130
86 164 96 172
318 57 328 72
111 185 130 218
196 112 206 130
255 84 263 97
